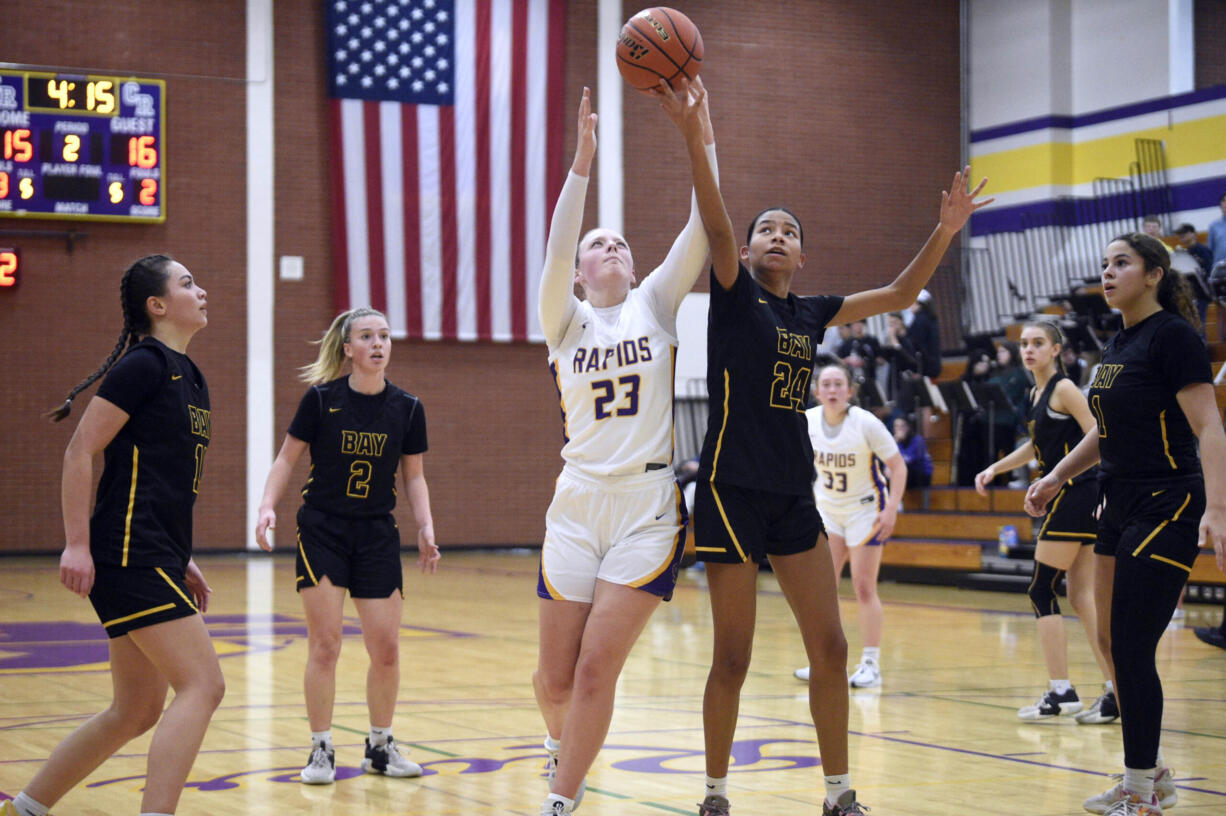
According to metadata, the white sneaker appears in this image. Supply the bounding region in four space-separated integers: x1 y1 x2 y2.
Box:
301 742 336 784
1083 768 1176 814
848 659 881 688
541 797 574 816
794 666 810 681
1018 687 1082 720
543 739 585 806
362 736 423 777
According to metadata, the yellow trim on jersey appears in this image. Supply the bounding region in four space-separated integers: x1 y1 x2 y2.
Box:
102 602 176 630
706 481 748 562
122 446 140 566
297 533 319 585
1159 410 1176 469
1037 484 1067 540
156 567 198 612
709 369 731 481
1132 492 1192 557
550 362 570 442
631 482 686 588
539 562 565 600
1148 554 1192 572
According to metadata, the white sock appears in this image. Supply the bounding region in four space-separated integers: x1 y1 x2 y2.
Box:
1050 678 1072 694
369 725 392 745
12 793 49 816
1155 746 1165 767
824 773 851 805
704 775 727 798
544 734 561 755
1104 680 1114 694
311 729 333 747
861 647 880 663
543 793 574 813
1123 767 1155 797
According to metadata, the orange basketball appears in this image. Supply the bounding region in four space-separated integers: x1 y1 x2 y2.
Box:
616 7 704 93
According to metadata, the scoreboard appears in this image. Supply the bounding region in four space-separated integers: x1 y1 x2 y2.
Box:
0 70 165 223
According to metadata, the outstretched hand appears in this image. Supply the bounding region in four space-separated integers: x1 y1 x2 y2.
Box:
939 166 993 232
649 77 705 138
572 87 597 175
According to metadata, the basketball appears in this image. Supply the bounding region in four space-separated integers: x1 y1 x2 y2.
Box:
616 7 704 93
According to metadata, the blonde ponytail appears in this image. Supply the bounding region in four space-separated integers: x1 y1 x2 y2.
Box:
298 307 386 384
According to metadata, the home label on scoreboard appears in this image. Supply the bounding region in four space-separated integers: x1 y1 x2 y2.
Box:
0 70 165 223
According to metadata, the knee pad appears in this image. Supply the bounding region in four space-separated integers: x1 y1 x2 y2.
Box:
1027 561 1064 618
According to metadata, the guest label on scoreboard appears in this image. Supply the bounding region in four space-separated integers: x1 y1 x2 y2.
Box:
0 70 165 223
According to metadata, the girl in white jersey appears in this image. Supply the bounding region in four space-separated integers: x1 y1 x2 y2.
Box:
794 363 905 688
533 81 726 816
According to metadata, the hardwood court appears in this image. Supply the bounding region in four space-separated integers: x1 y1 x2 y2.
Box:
1 550 1224 815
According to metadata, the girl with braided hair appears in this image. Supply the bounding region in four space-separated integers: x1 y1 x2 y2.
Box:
4 255 223 816
255 307 439 785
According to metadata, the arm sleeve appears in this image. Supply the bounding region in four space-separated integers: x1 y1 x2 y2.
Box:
402 398 428 455
537 171 588 348
1154 319 1212 392
638 143 720 324
287 387 322 443
96 347 166 415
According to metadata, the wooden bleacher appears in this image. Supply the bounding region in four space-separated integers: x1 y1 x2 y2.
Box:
886 301 1226 595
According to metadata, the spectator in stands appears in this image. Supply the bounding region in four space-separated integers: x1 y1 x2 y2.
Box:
892 415 932 488
908 290 942 381
990 341 1030 440
882 312 918 416
1173 223 1212 332
837 320 883 384
1061 343 1087 388
1209 190 1226 271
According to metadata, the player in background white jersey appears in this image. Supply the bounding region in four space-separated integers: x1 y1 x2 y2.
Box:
794 363 905 688
532 80 727 816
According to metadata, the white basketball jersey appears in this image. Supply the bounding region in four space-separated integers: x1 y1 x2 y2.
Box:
548 287 677 477
806 405 899 507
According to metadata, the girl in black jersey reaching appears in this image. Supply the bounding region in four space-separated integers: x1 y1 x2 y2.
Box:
255 307 439 785
689 172 990 816
974 321 1117 725
1027 234 1226 816
5 256 222 816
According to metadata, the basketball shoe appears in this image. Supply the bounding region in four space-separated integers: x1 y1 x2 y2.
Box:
1075 690 1120 724
362 735 423 777
848 658 882 688
300 741 336 784
1084 768 1176 814
1018 686 1082 719
823 789 870 815
543 739 586 806
698 793 730 816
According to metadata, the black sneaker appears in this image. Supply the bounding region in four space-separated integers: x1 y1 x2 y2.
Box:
1075 690 1120 724
1018 686 1082 720
1194 626 1226 651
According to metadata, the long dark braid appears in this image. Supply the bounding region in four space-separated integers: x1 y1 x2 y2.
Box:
46 254 173 422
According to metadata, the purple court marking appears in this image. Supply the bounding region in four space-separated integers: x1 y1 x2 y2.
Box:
0 613 474 672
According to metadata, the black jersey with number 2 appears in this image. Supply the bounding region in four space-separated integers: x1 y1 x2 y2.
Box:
1088 310 1210 483
288 377 428 518
697 262 843 496
91 337 211 568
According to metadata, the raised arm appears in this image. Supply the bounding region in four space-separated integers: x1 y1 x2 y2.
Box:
652 78 738 292
538 88 597 347
831 167 993 325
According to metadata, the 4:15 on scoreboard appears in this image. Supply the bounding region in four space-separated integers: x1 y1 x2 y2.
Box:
0 70 165 223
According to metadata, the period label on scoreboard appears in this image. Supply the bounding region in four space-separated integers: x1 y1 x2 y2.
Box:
0 70 165 223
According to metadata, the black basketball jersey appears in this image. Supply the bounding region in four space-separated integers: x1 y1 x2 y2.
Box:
697 263 844 495
90 338 211 568
1088 310 1210 483
288 377 427 518
1026 373 1095 485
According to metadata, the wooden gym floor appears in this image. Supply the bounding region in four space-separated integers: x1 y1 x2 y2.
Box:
1 549 1224 815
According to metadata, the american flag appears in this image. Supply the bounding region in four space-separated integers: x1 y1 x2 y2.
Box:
326 0 567 342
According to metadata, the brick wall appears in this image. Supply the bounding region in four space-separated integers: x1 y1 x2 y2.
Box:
2 0 973 552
